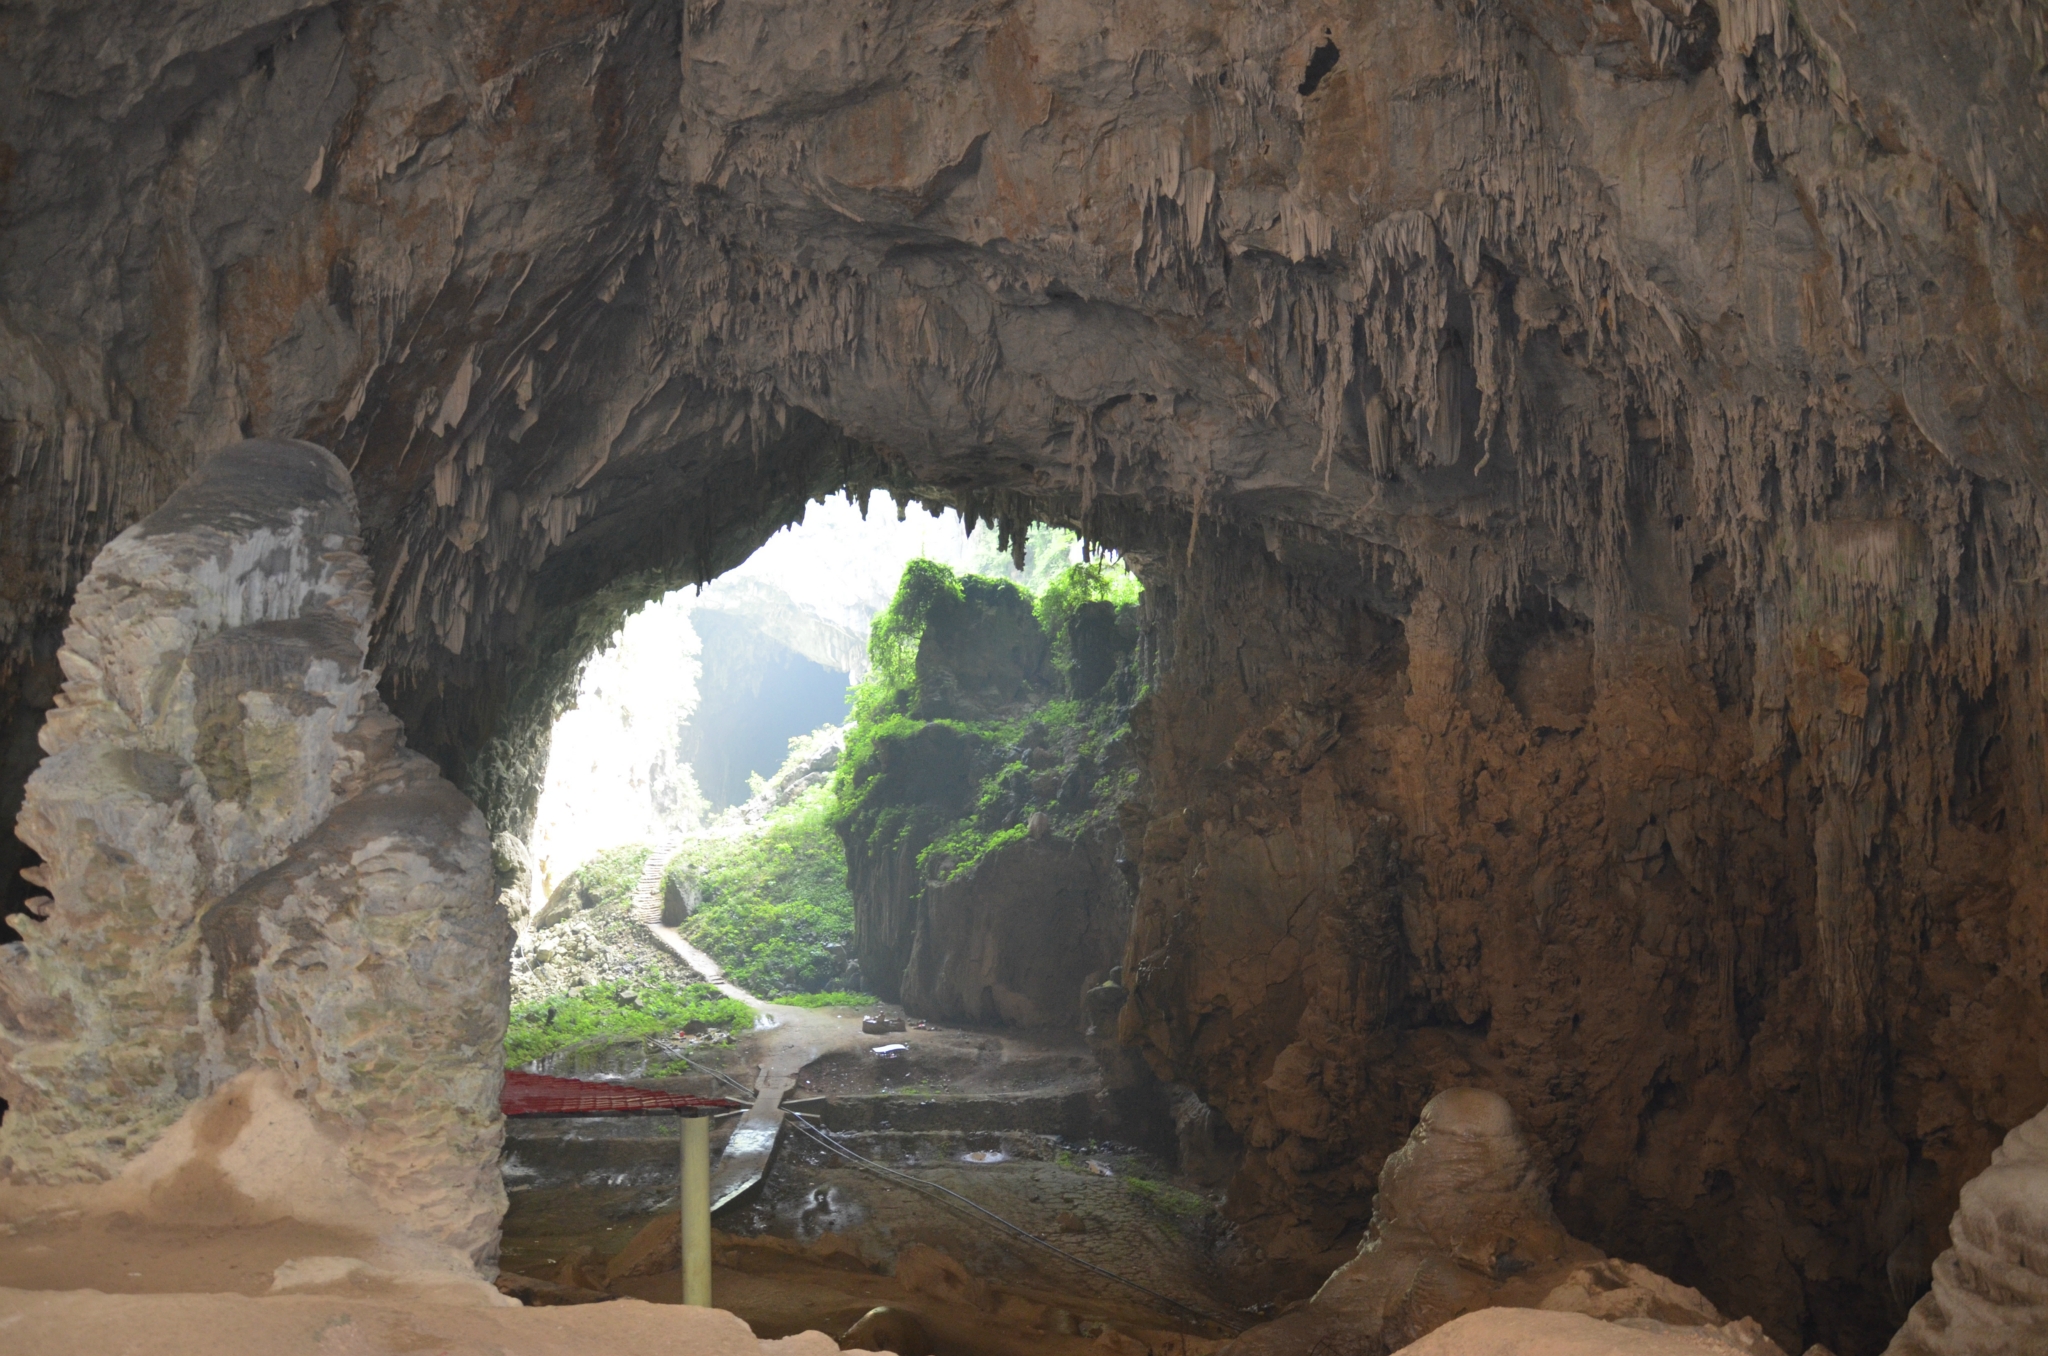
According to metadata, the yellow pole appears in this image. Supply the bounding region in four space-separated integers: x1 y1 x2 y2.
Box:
681 1113 712 1306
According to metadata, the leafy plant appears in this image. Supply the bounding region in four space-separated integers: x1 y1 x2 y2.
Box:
855 557 965 726
506 979 753 1067
1035 559 1140 652
672 784 855 996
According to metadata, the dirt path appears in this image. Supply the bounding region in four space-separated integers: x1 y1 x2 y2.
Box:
629 851 867 1210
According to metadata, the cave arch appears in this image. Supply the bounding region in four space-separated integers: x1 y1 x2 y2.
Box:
1 4 2044 1351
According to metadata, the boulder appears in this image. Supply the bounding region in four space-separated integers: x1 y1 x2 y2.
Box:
1885 1101 2048 1356
1218 1090 1789 1356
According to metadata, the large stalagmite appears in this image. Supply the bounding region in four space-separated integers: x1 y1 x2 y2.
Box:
0 439 507 1271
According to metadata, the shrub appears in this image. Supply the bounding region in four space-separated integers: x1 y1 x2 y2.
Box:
1035 559 1140 648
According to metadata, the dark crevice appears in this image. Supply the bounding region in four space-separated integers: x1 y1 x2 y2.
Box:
1 842 47 945
1298 37 1340 97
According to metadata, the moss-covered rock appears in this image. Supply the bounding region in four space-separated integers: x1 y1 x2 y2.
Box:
834 556 1145 1023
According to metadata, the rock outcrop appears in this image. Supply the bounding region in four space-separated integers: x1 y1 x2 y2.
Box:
1221 1089 1792 1356
1885 1102 2048 1356
838 561 1135 1022
0 439 507 1270
900 829 1131 1028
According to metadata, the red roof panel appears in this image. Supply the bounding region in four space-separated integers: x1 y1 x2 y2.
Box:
501 1070 744 1117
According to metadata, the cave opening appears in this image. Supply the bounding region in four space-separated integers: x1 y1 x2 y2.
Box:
1297 32 1340 96
1 5 2043 1353
493 488 1210 1341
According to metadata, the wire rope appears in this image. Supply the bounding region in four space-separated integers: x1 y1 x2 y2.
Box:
782 1111 1246 1335
663 1041 1247 1334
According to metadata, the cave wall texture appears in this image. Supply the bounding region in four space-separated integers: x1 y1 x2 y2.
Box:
2 2 2045 1352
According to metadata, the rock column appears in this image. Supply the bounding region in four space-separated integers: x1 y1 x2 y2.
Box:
0 439 509 1270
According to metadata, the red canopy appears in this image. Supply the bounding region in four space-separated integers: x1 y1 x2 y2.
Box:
501 1070 744 1117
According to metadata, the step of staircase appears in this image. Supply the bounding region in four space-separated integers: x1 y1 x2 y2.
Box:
629 837 685 925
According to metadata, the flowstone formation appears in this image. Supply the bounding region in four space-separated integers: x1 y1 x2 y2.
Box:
0 439 507 1270
1111 493 2045 1351
1886 1101 2048 1356
1 4 2045 1350
1222 1090 1797 1356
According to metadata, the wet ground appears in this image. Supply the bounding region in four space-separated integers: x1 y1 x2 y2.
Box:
500 1002 1255 1353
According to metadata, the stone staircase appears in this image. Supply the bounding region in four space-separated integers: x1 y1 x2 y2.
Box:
628 838 686 927
628 839 752 1003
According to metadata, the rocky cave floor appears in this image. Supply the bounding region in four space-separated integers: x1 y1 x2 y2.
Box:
500 1005 1249 1354
509 902 699 1009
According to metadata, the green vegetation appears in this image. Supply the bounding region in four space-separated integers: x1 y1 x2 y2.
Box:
1035 559 1142 666
1124 1174 1210 1220
577 843 654 908
537 534 1144 1021
665 783 855 996
772 990 876 1008
831 550 1144 901
506 979 754 1067
537 843 654 925
958 521 1087 594
857 558 964 720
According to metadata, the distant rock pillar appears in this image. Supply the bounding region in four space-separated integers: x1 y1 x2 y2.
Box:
0 439 508 1271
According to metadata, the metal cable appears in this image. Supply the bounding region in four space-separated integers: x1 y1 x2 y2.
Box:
667 1036 1246 1334
660 1045 758 1102
783 1111 1246 1336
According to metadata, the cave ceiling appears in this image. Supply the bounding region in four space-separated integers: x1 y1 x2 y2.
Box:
2 1 2039 811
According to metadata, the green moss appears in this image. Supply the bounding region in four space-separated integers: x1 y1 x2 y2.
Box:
917 822 1029 883
853 558 964 728
831 553 1146 925
506 979 754 1067
772 990 876 1008
1124 1175 1209 1219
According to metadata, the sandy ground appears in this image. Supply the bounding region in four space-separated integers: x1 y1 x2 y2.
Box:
0 1286 849 1354
0 1213 372 1297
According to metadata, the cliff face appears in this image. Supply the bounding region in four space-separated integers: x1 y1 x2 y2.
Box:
838 564 1137 1023
2 4 2045 1353
1118 520 2043 1354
